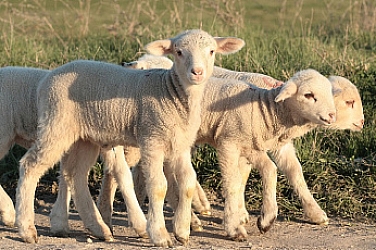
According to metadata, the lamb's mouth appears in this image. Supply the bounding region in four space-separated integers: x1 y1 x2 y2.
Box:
319 117 331 125
352 123 363 131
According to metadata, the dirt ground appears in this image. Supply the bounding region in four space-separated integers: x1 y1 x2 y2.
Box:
1 194 376 250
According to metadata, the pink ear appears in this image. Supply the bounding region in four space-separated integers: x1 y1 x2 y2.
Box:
262 77 284 89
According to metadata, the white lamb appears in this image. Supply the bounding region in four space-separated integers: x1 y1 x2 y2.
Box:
0 67 148 240
0 67 49 227
122 54 174 70
15 29 245 247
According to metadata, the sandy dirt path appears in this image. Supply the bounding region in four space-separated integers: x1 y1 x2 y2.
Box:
1 199 375 250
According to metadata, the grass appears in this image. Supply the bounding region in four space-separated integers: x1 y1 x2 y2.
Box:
0 0 376 222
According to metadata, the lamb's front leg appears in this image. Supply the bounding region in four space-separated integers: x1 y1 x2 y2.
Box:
0 185 15 227
272 143 328 225
140 147 172 247
217 142 247 241
254 153 278 234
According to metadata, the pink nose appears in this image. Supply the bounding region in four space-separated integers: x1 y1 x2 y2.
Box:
191 67 203 75
328 112 336 123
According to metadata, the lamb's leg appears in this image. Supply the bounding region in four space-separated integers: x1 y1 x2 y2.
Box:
254 153 278 234
132 163 147 205
0 136 16 227
16 139 74 243
61 140 113 241
49 174 71 237
172 150 197 246
217 142 247 241
272 143 328 225
191 181 211 216
104 146 148 238
97 156 118 230
0 185 15 227
238 156 252 224
140 145 172 247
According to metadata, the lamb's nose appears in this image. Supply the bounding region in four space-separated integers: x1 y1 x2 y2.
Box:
328 112 336 123
191 67 203 75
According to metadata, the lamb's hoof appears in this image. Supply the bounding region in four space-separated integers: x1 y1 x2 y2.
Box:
191 224 203 232
257 215 276 234
137 230 149 239
153 238 173 248
175 236 189 246
307 212 329 225
2 214 15 227
50 230 69 238
227 225 248 241
150 229 173 247
104 236 114 242
200 210 212 216
240 213 250 225
20 227 38 243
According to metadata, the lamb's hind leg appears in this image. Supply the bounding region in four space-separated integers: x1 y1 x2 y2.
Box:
97 153 118 231
0 185 15 227
140 144 172 247
49 173 71 237
217 142 247 241
272 143 328 225
254 153 278 234
60 140 113 241
102 146 147 238
172 150 197 246
16 140 73 243
0 136 16 227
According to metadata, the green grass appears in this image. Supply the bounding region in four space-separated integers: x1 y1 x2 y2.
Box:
0 0 376 222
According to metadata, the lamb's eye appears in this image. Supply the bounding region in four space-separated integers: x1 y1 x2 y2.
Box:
304 93 317 102
210 50 214 56
346 100 355 108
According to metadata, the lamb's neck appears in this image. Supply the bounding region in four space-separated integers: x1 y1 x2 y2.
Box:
167 70 205 124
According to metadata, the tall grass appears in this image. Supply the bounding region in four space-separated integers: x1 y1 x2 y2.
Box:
0 0 376 221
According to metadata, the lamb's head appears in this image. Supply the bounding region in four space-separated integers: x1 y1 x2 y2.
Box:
122 54 174 70
327 76 364 131
144 29 245 86
274 69 336 126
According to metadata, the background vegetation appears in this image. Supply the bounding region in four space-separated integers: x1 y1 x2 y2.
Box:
0 0 375 223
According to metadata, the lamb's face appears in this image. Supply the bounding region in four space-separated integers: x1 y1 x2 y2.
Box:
172 30 218 85
328 76 364 131
145 29 245 86
275 69 337 126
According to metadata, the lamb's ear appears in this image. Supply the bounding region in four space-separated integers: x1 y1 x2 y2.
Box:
214 37 245 55
331 86 342 97
274 80 298 102
145 39 173 56
122 61 138 69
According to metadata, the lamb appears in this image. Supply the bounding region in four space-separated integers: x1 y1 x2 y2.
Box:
15 29 245 247
0 67 147 239
177 69 338 240
0 67 49 228
122 54 174 69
